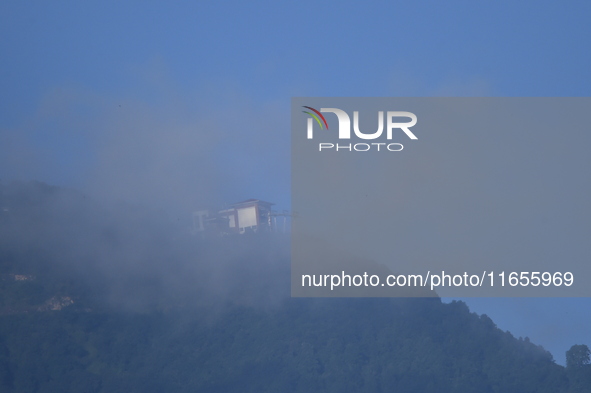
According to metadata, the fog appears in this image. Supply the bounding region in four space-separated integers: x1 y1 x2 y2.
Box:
0 83 293 313
0 83 291 214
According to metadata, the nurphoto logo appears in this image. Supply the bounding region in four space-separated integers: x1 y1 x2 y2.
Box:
302 106 418 152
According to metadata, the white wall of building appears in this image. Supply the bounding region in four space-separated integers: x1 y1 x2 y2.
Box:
237 206 258 231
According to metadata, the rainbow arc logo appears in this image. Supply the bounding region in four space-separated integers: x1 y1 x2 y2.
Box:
301 106 329 130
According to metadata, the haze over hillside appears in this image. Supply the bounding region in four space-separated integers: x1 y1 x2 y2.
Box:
0 181 590 392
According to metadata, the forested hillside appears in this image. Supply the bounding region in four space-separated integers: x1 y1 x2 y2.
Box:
0 181 589 393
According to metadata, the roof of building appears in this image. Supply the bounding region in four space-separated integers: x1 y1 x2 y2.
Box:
230 199 274 207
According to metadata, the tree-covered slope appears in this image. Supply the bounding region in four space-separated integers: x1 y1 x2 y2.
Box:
0 181 588 393
0 298 573 393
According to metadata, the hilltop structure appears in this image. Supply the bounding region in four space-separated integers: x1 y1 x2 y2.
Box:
193 199 290 235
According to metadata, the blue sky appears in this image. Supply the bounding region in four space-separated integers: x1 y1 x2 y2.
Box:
1 1 590 364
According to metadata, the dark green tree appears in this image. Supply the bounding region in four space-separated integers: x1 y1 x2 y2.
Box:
567 345 591 369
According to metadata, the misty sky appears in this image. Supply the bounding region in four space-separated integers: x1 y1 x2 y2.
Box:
1 1 590 365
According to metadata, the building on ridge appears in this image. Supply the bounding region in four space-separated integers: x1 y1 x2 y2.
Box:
193 199 290 235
